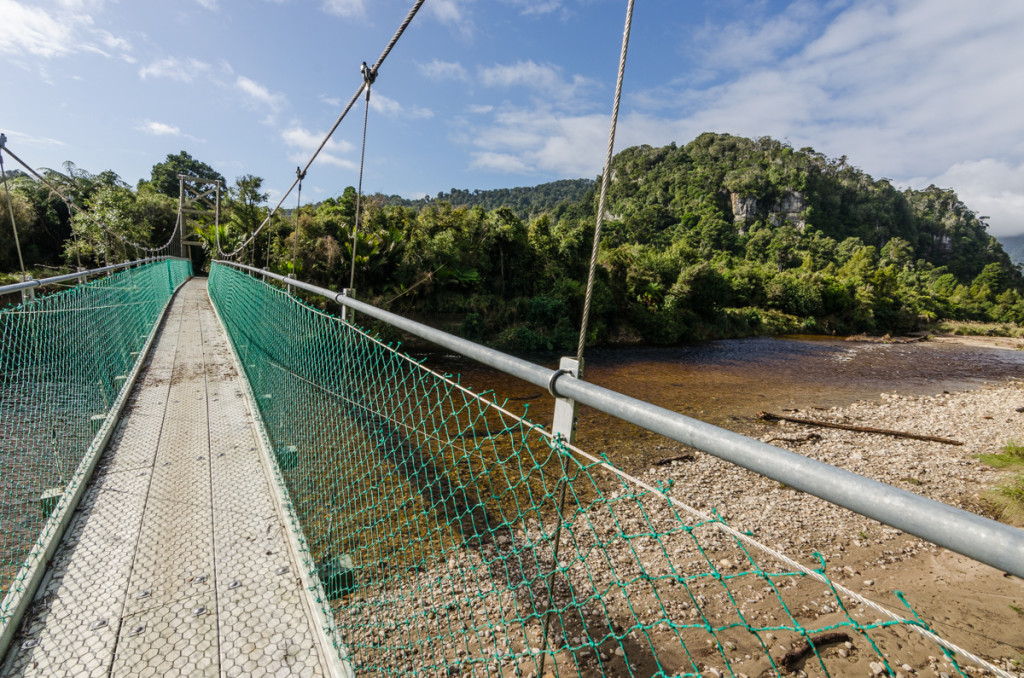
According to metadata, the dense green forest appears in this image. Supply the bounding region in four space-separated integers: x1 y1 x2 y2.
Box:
3 135 1023 349
378 178 595 219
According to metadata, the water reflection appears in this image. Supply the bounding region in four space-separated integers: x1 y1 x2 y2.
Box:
426 337 1024 472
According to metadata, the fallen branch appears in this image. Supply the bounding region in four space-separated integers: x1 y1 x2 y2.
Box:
765 433 821 445
654 453 696 466
757 412 963 446
781 632 852 669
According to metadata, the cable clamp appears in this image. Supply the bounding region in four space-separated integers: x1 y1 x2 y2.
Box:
547 368 570 399
360 62 378 85
296 166 306 181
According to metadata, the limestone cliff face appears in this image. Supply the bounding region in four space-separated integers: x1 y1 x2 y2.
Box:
730 191 806 232
931 231 953 254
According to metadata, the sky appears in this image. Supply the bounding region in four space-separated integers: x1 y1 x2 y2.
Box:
2 0 1023 236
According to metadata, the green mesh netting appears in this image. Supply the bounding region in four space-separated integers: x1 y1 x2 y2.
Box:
208 262 978 678
0 259 191 623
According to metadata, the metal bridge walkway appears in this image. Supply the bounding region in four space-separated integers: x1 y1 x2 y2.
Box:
1 279 334 678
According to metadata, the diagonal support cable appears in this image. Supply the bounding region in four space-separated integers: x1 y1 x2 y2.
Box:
0 135 28 281
0 140 181 258
221 0 426 259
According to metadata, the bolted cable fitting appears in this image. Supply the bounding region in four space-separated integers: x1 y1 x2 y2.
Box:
360 61 378 86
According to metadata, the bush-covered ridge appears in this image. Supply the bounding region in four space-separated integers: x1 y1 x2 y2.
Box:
3 135 1022 350
376 178 595 219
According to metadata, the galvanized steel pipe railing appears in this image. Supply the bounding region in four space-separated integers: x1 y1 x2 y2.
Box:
214 260 1024 579
0 257 190 299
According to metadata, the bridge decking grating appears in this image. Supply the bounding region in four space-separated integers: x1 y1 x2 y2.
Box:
1 279 333 678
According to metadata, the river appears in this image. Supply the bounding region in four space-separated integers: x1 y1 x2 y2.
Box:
426 336 1024 474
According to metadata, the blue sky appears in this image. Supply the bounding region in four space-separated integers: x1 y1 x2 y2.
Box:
2 0 1023 236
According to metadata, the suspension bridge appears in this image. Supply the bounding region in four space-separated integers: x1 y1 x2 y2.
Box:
1 258 1021 677
2 1 1024 676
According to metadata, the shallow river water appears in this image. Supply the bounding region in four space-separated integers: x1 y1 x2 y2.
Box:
427 336 1024 473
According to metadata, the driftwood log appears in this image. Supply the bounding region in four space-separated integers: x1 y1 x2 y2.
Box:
654 453 696 466
765 433 821 444
757 412 963 446
780 632 852 669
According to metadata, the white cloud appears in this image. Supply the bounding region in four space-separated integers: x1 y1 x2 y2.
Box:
235 75 287 112
0 0 78 58
500 0 563 16
281 125 355 169
139 121 180 136
692 0 821 74
0 0 131 61
922 160 1024 237
194 0 218 9
139 57 210 82
55 0 105 10
4 129 66 147
370 93 434 120
478 60 595 103
323 0 363 18
418 59 468 81
466 107 612 176
471 152 532 174
97 30 130 52
467 104 493 114
428 0 473 36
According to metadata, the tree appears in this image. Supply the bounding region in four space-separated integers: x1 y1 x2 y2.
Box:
146 151 224 199
65 184 152 266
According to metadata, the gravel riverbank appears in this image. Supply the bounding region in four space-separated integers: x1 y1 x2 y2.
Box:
342 381 1024 677
632 379 1024 676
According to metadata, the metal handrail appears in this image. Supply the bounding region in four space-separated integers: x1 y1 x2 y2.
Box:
214 260 1024 579
0 257 188 297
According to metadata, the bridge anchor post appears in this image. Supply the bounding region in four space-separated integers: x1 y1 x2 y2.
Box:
539 356 580 674
20 277 35 304
340 288 355 322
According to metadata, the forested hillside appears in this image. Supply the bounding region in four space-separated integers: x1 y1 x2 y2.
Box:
3 135 1022 349
378 178 594 220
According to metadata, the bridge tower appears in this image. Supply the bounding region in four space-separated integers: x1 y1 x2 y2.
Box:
177 174 223 263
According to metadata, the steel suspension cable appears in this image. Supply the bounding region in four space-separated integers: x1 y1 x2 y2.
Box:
575 0 636 374
349 64 375 291
540 2 636 674
0 135 28 281
292 168 305 276
221 0 426 260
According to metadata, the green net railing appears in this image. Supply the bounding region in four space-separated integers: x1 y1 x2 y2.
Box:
0 258 191 625
208 263 994 678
